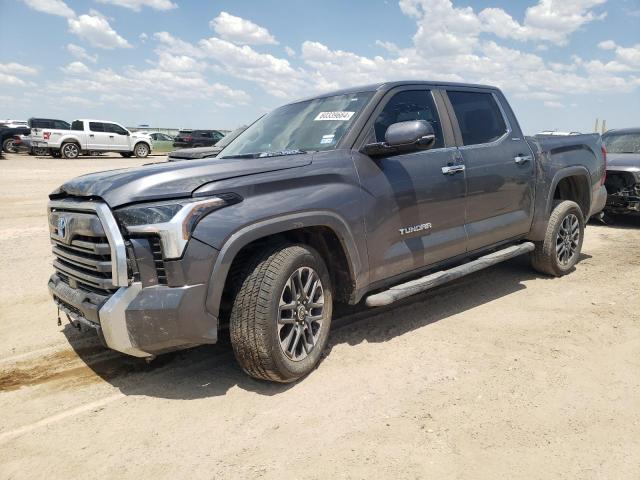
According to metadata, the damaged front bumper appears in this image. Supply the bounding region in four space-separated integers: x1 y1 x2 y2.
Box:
50 275 218 357
605 169 640 214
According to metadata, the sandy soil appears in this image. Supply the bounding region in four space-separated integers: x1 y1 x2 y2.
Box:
0 152 639 479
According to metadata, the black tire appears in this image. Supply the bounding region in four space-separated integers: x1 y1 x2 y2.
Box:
60 142 80 159
531 200 585 276
230 244 333 383
50 149 62 158
133 142 150 158
2 138 17 153
32 147 49 156
120 152 133 158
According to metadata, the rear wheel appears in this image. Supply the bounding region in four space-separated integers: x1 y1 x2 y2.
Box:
531 200 584 276
2 138 17 153
230 244 333 382
60 142 80 159
134 142 149 158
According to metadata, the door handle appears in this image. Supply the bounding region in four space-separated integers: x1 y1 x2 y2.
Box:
441 165 465 175
514 155 532 165
89 134 94 137
109 135 114 138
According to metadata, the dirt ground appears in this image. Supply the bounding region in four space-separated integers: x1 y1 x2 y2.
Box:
0 152 639 479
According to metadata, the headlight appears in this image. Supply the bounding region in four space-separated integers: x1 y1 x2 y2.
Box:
114 194 240 259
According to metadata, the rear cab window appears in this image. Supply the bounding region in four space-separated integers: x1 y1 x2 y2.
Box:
71 120 84 131
447 91 507 145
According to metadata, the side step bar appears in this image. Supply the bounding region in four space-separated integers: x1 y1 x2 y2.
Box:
365 242 535 307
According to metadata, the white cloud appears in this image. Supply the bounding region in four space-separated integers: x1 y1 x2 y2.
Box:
155 51 205 72
0 62 38 76
23 0 75 18
66 43 98 63
0 73 27 87
68 13 132 49
61 95 100 108
139 33 148 43
199 37 299 97
210 12 278 45
61 61 90 75
597 39 617 50
544 100 565 108
285 46 296 57
96 0 177 11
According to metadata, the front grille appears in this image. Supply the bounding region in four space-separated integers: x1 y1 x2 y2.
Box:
49 208 119 294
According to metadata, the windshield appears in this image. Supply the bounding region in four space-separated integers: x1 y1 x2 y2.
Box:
603 133 640 153
220 92 373 158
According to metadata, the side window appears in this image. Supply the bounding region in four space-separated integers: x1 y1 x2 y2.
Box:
54 120 70 130
200 131 212 138
374 90 444 148
71 120 83 131
108 124 128 135
89 122 104 132
447 91 507 145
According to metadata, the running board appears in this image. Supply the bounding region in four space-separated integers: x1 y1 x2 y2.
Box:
365 242 535 307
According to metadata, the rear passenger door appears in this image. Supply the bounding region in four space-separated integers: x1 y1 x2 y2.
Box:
87 122 110 150
444 89 535 251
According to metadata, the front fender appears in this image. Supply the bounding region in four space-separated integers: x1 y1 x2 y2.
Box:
201 211 366 319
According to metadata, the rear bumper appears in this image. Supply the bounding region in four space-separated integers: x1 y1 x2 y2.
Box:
589 185 608 217
50 275 218 357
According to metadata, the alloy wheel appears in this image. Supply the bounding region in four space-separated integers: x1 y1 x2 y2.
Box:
556 213 580 265
277 267 325 361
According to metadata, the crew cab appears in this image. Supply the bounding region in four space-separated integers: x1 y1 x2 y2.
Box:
32 119 152 159
47 81 606 383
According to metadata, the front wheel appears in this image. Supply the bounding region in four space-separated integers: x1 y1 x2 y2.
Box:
531 200 585 276
134 142 149 158
230 244 333 383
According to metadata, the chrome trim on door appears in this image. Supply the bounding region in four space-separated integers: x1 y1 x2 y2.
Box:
442 165 466 175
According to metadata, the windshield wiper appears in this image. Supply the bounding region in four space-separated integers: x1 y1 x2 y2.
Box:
222 149 308 159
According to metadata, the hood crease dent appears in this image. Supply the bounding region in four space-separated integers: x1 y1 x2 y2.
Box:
54 154 312 207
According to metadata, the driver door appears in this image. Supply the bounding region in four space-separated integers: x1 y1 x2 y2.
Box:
352 87 467 283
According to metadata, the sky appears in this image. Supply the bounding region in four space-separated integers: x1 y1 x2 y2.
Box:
0 0 639 134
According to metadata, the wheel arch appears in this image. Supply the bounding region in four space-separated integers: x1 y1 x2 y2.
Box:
548 167 591 219
204 212 365 320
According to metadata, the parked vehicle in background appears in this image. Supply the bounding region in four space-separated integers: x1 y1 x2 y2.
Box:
167 125 248 161
1 126 30 153
602 128 640 214
27 118 72 156
0 119 28 128
148 132 175 153
172 129 224 149
31 119 152 159
539 130 582 136
47 81 606 383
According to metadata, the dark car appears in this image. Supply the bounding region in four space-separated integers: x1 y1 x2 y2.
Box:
172 129 225 149
47 80 606 383
602 128 640 214
167 125 248 161
1 127 31 153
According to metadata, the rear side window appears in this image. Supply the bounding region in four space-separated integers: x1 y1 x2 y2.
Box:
374 90 444 148
71 120 84 130
53 120 70 130
447 91 507 145
89 122 104 132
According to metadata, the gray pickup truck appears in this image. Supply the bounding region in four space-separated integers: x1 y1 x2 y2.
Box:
48 81 606 382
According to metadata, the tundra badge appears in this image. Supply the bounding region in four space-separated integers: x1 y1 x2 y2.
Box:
399 223 432 236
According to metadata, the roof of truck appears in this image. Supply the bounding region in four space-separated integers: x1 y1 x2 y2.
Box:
294 80 499 103
603 127 640 136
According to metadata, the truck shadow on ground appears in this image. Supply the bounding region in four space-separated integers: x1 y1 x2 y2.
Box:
62 254 584 400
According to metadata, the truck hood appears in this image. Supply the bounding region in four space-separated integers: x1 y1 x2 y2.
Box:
53 154 312 207
606 153 640 172
168 146 222 161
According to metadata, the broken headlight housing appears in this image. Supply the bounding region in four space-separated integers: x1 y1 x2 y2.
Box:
114 194 241 259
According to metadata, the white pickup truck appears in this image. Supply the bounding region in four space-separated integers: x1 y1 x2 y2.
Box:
32 119 152 159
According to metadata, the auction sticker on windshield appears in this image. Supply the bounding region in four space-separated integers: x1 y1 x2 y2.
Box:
314 111 355 121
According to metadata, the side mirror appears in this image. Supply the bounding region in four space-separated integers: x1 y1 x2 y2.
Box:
361 120 436 157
